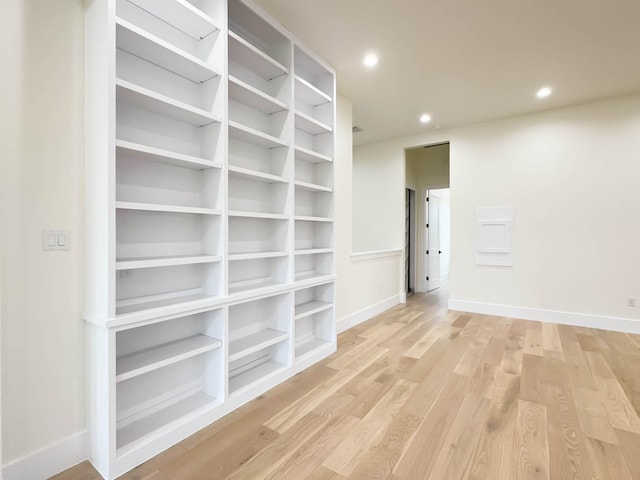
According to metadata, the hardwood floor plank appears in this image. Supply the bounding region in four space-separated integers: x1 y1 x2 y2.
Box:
511 399 550 480
585 437 634 480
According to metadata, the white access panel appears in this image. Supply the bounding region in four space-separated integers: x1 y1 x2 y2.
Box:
475 206 513 267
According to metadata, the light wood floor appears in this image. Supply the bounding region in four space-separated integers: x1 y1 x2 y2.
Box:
54 288 640 479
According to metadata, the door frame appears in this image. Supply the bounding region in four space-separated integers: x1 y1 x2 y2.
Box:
405 185 418 295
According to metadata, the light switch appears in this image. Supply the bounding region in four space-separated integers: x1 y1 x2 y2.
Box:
43 230 70 251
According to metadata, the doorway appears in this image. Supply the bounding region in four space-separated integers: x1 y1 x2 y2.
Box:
405 188 416 295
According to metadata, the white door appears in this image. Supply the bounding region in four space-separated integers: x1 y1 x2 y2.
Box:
426 194 440 291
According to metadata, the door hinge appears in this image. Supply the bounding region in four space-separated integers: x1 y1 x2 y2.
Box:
426 276 429 281
426 197 429 202
426 250 429 255
426 223 429 228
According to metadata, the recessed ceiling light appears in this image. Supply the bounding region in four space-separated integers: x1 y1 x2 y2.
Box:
536 86 552 98
419 114 431 124
363 53 378 68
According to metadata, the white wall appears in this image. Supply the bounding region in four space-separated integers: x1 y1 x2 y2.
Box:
353 93 640 326
335 96 405 330
1 0 86 472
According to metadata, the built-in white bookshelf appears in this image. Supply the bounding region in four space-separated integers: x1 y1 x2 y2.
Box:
86 0 335 478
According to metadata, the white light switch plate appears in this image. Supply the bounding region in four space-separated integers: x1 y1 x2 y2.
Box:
43 230 70 251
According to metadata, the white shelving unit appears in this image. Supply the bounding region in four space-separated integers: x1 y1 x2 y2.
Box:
86 0 335 478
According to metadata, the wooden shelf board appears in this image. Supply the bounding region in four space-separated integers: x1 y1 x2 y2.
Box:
228 165 288 184
295 337 331 359
294 215 333 223
116 254 221 270
229 251 288 261
228 30 289 80
116 79 220 127
228 328 288 362
126 0 218 40
229 360 287 395
116 18 220 84
294 248 333 256
116 140 219 170
228 120 288 149
116 391 217 453
116 335 221 382
294 180 332 192
116 201 221 215
228 210 288 220
115 291 215 317
295 300 332 320
294 110 332 136
228 75 288 114
294 146 332 163
294 75 332 106
228 277 281 295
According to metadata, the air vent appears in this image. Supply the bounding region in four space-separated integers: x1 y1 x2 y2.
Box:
352 126 363 133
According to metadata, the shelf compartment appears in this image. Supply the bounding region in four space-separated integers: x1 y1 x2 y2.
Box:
229 75 287 114
228 174 289 217
295 251 333 283
115 290 214 317
295 110 332 136
229 211 288 220
116 254 221 270
228 257 289 295
294 146 332 163
229 251 288 261
228 30 288 80
295 300 332 320
295 337 331 359
295 271 334 282
295 180 332 193
116 201 221 215
229 328 288 362
117 390 217 452
116 334 221 382
229 120 288 149
295 248 333 256
116 139 219 170
294 215 333 223
294 75 332 106
125 0 219 40
228 165 288 184
116 79 221 127
116 18 220 84
229 360 286 395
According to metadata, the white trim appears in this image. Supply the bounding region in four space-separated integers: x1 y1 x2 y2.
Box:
448 299 640 334
400 293 407 304
337 293 402 333
351 249 403 262
2 431 87 480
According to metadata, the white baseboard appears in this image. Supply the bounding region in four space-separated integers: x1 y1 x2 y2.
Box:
448 299 640 334
3 431 87 480
337 293 402 334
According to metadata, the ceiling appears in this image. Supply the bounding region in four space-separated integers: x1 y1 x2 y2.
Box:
253 0 640 146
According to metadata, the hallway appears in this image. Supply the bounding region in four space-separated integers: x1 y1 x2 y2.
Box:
56 288 640 479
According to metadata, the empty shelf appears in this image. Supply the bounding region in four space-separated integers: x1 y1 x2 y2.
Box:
229 328 288 362
229 75 287 114
116 18 220 83
294 146 332 163
116 140 219 170
116 254 221 270
116 79 220 127
295 300 332 320
229 251 288 261
295 338 331 359
294 110 332 136
295 248 333 256
295 271 332 282
117 391 217 452
229 121 288 149
228 211 288 220
115 290 216 317
294 180 332 192
294 215 333 222
116 201 221 215
228 165 288 183
229 360 287 395
126 0 218 40
116 335 222 382
294 75 332 106
228 30 289 80
228 277 281 295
